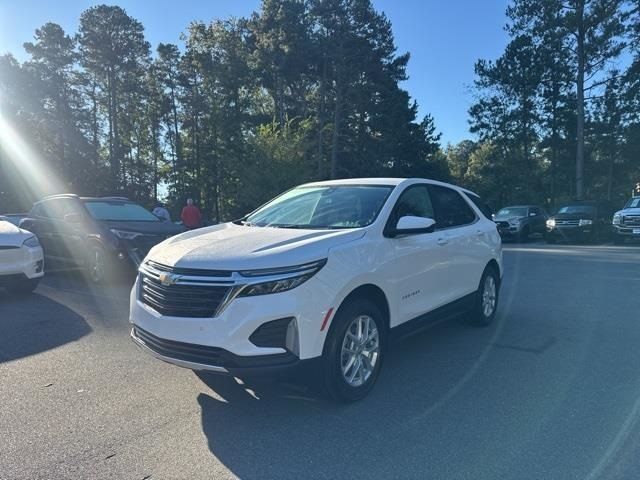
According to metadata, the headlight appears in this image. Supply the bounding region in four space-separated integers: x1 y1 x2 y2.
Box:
546 219 555 228
579 219 593 226
22 236 40 248
613 214 622 225
237 259 327 297
110 229 142 240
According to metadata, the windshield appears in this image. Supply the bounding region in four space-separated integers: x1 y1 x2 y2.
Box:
244 185 394 229
84 201 159 222
624 198 640 209
557 205 596 215
496 207 528 217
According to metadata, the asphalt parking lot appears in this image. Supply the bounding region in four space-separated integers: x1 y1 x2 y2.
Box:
2 242 640 480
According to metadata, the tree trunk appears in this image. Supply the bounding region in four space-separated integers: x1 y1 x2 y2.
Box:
330 66 343 180
575 0 585 200
317 53 327 179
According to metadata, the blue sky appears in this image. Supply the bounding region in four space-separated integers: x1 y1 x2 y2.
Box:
0 0 510 144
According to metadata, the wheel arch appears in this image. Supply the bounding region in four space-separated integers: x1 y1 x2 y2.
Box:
322 283 390 354
484 259 501 285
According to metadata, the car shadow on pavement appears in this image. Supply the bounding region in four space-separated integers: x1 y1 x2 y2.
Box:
195 315 501 479
0 290 92 363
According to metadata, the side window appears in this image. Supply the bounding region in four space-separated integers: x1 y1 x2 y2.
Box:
387 185 434 230
40 199 67 220
31 203 44 217
464 192 493 219
428 185 477 228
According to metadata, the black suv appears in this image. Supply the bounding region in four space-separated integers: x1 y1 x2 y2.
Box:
545 201 612 244
20 195 184 282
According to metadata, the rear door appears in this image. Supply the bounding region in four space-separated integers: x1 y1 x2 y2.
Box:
21 202 59 259
427 184 483 302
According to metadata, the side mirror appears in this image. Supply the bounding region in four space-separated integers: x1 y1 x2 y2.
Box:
64 212 83 224
390 216 436 237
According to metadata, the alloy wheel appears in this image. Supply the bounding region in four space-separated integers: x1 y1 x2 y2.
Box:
340 314 380 387
482 275 497 317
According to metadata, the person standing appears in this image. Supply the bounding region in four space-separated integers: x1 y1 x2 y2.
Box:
181 198 202 230
152 202 171 222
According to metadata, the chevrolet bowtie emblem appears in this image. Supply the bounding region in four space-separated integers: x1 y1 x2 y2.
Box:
159 272 180 286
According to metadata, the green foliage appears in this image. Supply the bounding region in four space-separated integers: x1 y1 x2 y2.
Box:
0 0 445 218
466 0 636 209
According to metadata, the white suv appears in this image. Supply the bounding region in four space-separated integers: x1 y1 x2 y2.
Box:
130 178 502 402
0 219 44 293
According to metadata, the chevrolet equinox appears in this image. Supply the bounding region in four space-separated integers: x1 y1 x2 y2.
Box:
130 178 502 402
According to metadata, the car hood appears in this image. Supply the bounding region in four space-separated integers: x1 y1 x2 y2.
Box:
550 212 596 221
102 220 184 236
493 215 524 222
617 207 640 216
146 222 366 271
0 220 35 246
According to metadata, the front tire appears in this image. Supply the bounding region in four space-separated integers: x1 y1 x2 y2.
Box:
322 299 386 403
470 266 500 327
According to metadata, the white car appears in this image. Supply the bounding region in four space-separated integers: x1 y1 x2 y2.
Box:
130 178 502 402
0 220 44 293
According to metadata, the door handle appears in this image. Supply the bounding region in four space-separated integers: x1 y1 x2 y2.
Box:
476 230 485 237
437 237 448 246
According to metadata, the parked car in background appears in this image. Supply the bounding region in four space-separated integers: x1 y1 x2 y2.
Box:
493 205 548 241
0 219 44 294
0 213 28 227
545 201 612 244
612 196 640 244
19 195 184 283
130 178 502 402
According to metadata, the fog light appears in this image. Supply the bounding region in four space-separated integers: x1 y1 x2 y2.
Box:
118 252 126 260
34 260 44 273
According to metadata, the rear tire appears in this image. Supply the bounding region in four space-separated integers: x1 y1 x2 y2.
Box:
470 266 500 327
7 277 40 294
322 298 386 403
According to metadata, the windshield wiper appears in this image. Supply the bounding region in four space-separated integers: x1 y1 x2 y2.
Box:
268 224 309 229
232 219 256 227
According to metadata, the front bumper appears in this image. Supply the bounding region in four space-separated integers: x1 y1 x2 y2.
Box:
129 271 337 371
612 225 640 238
0 245 44 279
497 226 522 238
130 325 319 377
545 226 594 241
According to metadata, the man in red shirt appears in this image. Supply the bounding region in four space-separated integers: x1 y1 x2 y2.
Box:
181 198 202 229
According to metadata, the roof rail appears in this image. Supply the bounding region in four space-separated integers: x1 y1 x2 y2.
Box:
39 193 79 201
100 196 130 201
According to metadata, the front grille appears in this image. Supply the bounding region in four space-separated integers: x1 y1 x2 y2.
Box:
139 272 231 318
623 215 640 227
146 260 232 277
555 219 580 226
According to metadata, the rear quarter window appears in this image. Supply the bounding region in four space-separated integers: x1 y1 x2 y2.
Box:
464 192 493 220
